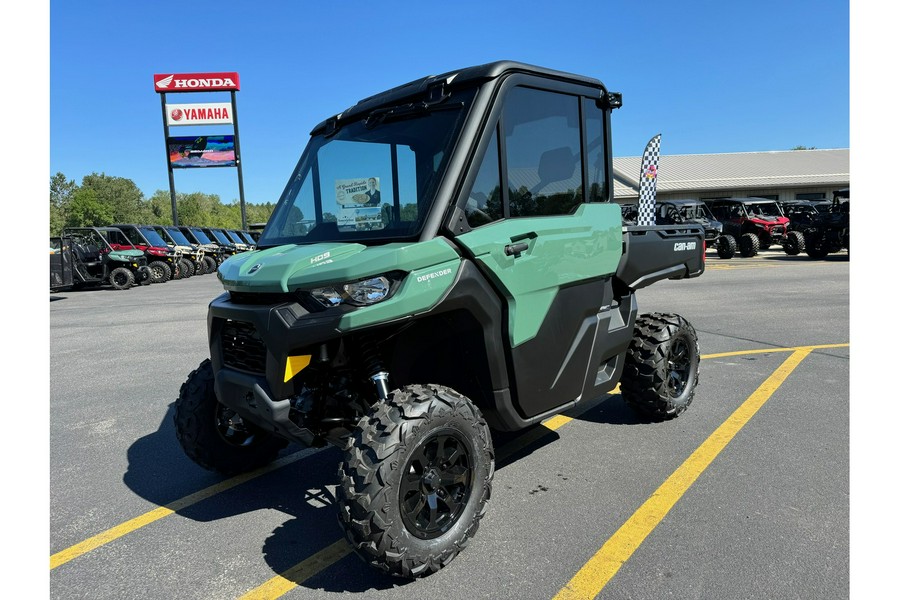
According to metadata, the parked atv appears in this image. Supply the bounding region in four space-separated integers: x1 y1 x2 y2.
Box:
173 61 706 578
60 227 151 290
705 197 790 257
198 227 240 264
803 188 849 259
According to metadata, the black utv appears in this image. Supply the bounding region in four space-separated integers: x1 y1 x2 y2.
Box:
655 199 734 258
173 61 706 578
803 188 849 258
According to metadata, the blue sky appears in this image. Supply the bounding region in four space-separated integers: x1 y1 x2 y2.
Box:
47 0 850 207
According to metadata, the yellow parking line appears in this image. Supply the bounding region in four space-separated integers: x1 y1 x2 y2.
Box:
238 540 353 600
49 451 309 570
702 342 848 360
552 348 813 600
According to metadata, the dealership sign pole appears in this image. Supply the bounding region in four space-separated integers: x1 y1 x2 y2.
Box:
153 71 247 228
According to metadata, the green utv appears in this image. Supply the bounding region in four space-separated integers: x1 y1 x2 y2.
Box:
174 61 705 578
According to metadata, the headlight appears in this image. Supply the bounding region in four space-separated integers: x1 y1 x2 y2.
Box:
310 275 393 307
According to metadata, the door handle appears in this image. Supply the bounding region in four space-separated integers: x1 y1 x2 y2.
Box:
504 242 529 257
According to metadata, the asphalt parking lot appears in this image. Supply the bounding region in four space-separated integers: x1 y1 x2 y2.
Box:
49 250 850 599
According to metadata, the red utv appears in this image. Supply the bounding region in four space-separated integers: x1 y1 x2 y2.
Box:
705 197 790 257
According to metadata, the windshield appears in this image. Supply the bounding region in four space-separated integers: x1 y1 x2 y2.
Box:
236 231 256 245
224 230 245 244
208 229 232 245
745 203 783 218
259 88 476 247
189 228 214 244
138 227 169 247
165 227 193 246
680 203 713 220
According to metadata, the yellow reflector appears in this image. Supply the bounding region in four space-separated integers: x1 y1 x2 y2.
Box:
284 355 312 383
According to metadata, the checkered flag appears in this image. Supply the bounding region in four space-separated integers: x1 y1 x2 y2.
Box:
637 134 661 226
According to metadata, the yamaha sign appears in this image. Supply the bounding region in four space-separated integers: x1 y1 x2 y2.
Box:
154 72 240 93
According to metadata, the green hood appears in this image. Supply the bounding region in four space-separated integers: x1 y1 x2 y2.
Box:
109 249 144 262
217 239 460 293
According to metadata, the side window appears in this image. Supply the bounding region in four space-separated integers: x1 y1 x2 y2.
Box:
465 127 502 227
503 87 583 217
584 101 607 202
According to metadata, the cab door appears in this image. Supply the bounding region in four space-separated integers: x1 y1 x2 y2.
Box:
455 84 622 419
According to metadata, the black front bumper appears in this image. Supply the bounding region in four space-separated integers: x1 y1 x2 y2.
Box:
207 292 350 444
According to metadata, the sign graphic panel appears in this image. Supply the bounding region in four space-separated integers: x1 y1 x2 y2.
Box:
167 135 235 168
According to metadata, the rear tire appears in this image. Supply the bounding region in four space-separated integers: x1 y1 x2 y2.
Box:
204 256 218 273
148 260 172 283
716 234 736 259
109 267 134 290
620 313 700 420
739 233 759 257
174 359 287 475
338 384 494 578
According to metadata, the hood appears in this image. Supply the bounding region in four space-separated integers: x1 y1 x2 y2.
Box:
217 239 460 293
109 249 144 261
750 216 789 227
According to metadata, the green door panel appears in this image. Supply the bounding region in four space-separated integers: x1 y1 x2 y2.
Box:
456 203 623 346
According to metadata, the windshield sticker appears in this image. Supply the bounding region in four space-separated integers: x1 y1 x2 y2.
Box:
335 178 384 231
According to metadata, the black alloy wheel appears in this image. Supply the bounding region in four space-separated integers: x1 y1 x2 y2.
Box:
399 430 474 540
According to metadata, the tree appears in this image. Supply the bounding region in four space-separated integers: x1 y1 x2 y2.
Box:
791 145 818 150
66 188 114 227
50 172 77 236
80 173 145 224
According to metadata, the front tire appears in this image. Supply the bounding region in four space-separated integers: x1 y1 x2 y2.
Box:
174 359 287 475
783 231 805 256
109 267 134 290
338 384 494 578
620 313 700 420
148 260 172 283
739 233 760 257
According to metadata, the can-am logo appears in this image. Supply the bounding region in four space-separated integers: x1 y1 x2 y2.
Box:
154 72 240 93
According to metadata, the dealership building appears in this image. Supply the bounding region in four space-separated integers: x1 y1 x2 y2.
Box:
612 148 849 203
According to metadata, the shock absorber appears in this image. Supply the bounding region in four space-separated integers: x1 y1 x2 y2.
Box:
358 335 390 401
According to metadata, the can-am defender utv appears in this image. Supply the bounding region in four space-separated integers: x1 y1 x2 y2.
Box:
174 61 706 578
62 227 151 290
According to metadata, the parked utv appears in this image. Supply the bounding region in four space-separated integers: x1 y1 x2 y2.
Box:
153 225 204 278
59 227 151 290
177 226 221 273
655 199 734 259
198 227 240 264
174 61 705 578
705 197 790 257
803 188 849 259
776 201 819 255
108 223 183 283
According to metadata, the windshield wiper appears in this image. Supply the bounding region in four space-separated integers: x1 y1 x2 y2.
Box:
364 100 465 129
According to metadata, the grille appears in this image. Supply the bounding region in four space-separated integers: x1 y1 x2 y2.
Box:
221 320 267 374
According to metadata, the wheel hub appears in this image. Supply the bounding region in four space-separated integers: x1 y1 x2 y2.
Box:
399 430 473 539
